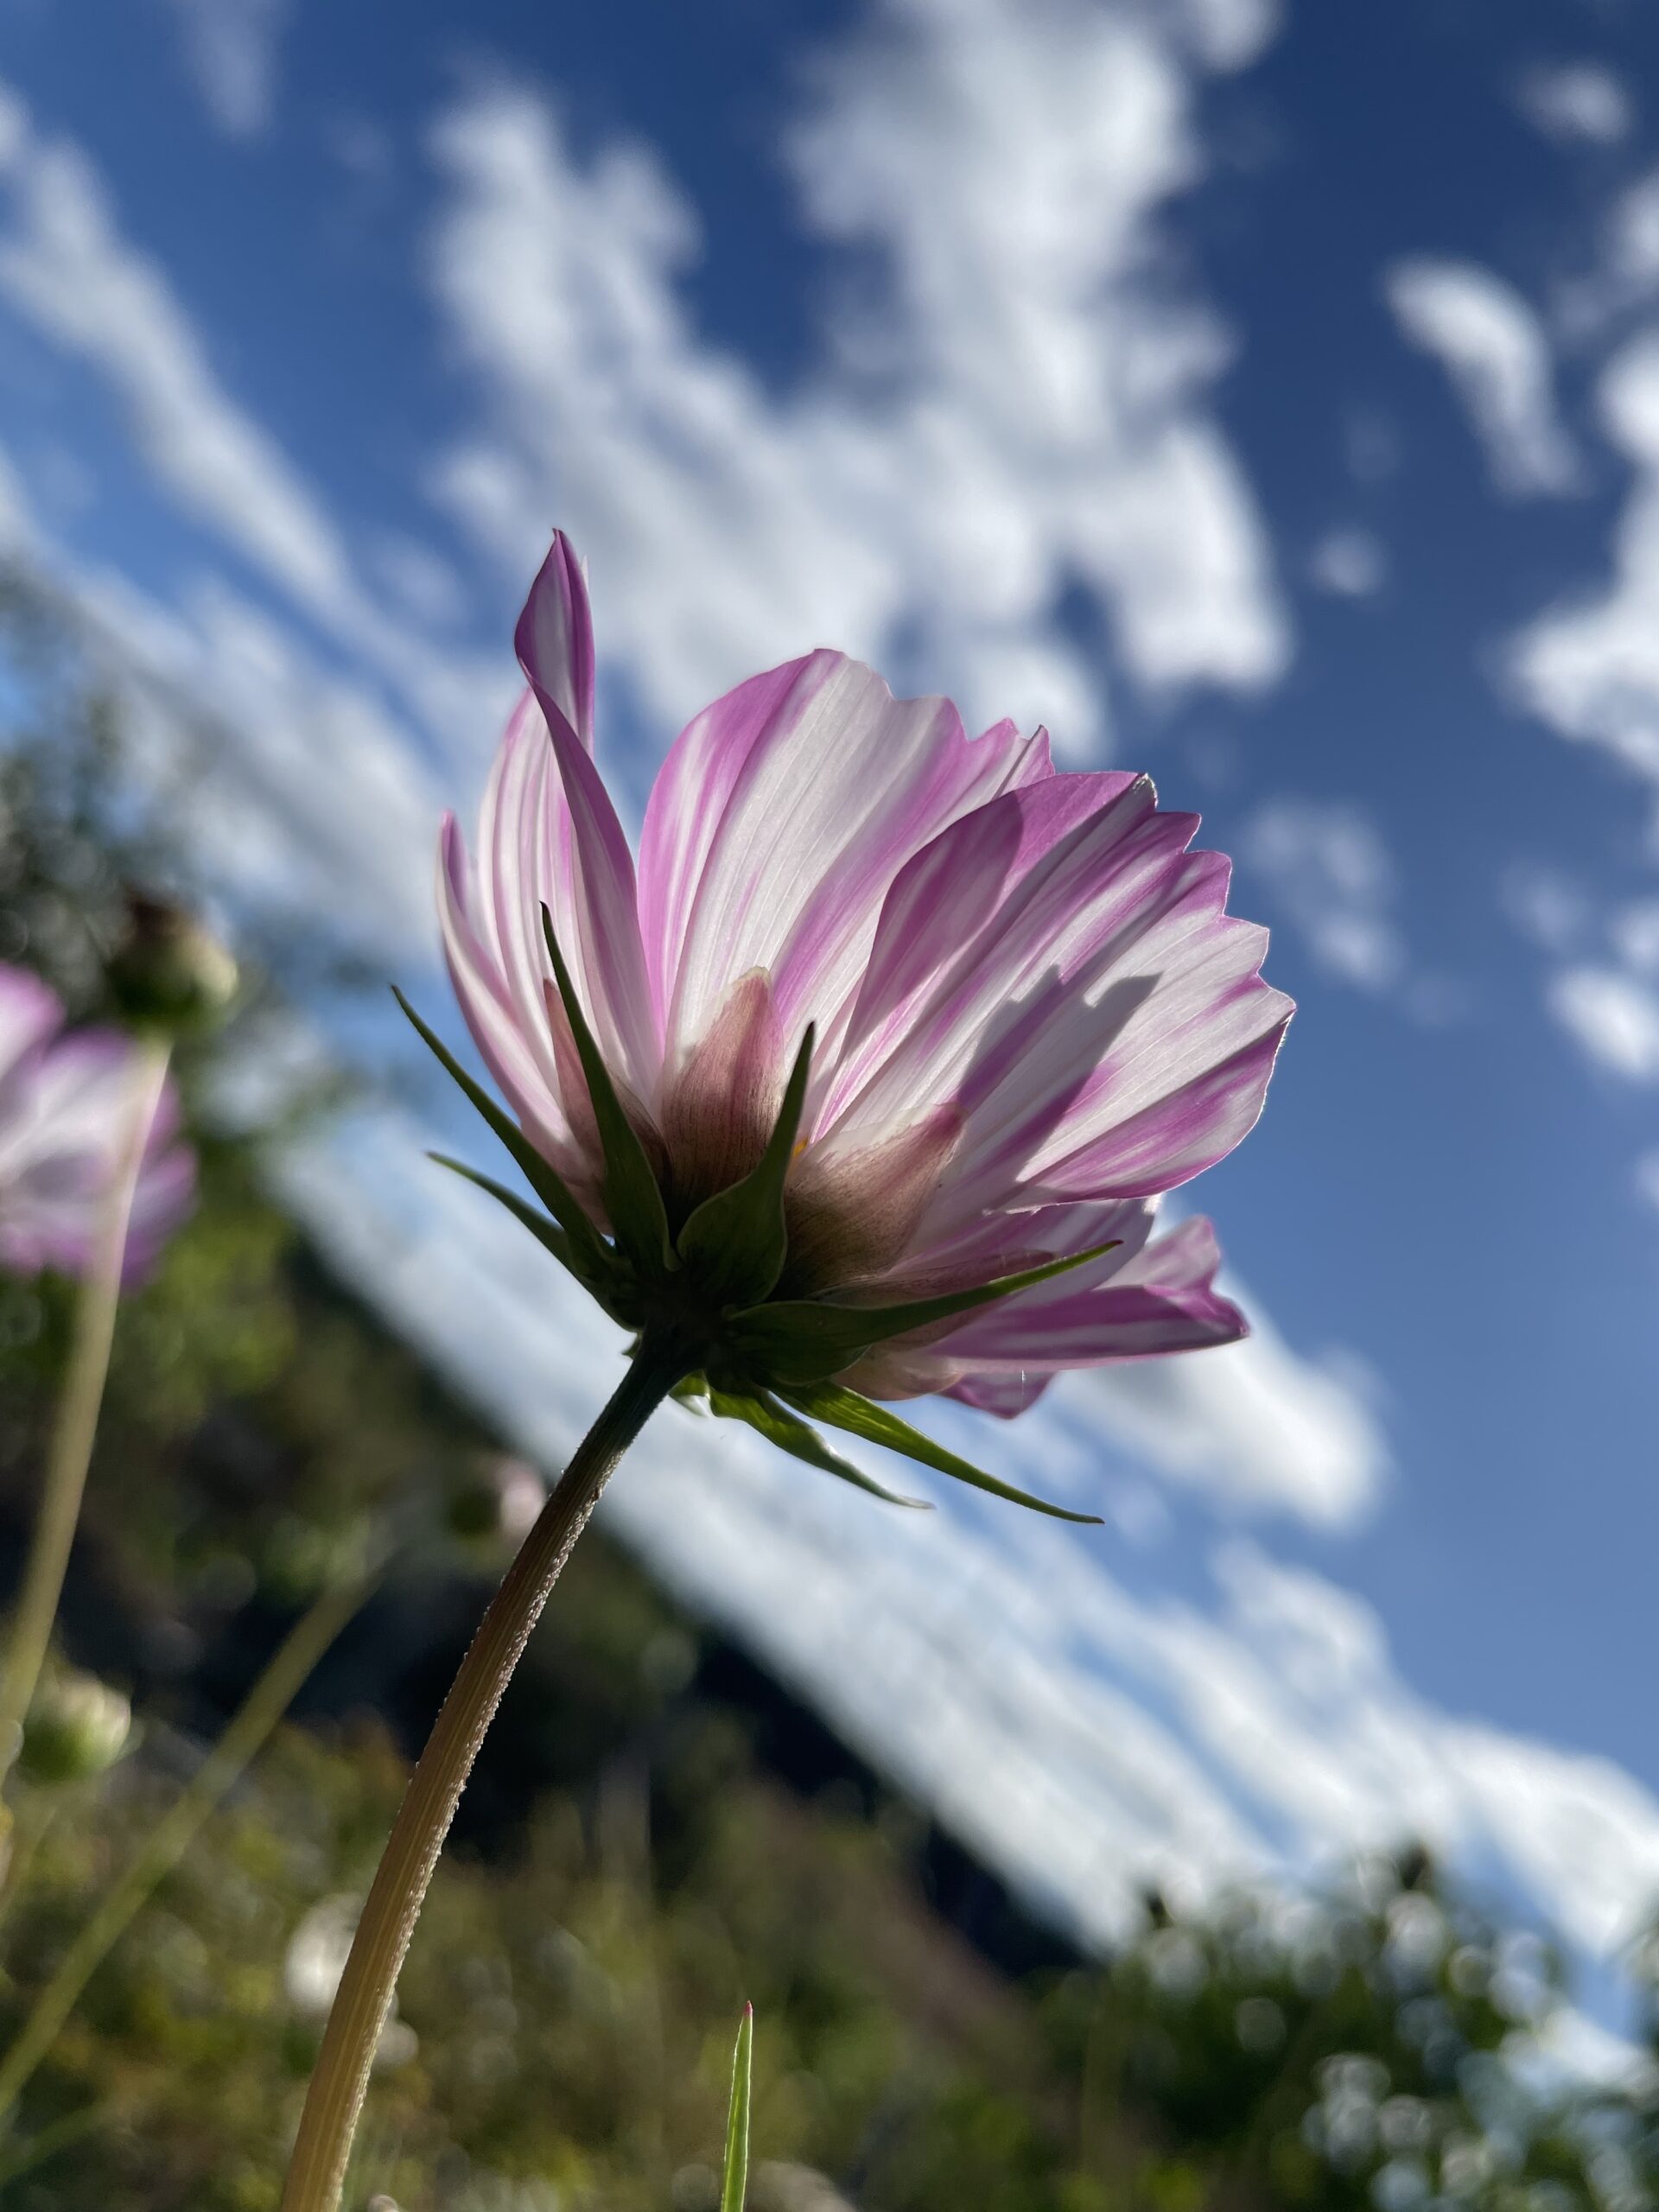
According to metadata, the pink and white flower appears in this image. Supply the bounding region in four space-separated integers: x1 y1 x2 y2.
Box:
0 962 194 1282
433 537 1289 1472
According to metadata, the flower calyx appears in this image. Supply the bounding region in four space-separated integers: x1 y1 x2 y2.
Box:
398 918 1109 1523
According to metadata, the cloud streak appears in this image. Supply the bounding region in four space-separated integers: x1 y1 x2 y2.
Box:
1386 257 1580 498
425 0 1289 752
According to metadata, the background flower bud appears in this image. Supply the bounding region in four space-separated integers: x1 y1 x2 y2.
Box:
105 888 238 1036
19 1663 133 1784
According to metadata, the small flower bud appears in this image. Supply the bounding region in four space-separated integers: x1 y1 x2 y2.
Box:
444 1455 546 1553
105 889 238 1036
19 1665 132 1785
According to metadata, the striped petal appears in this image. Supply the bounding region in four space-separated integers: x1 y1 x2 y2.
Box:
842 1211 1243 1412
639 652 1049 1088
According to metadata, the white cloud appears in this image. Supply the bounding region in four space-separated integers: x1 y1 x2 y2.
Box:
1076 1313 1389 1527
1508 335 1659 786
1548 967 1659 1080
1385 257 1581 498
1242 798 1407 993
276 1119 1659 1967
1308 525 1386 599
1501 862 1591 954
162 0 291 141
0 80 504 775
1513 60 1636 148
0 88 346 608
1611 896 1659 973
424 0 1289 753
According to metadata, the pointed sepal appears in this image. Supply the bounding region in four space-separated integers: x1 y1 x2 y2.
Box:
677 1027 814 1307
725 1242 1122 1386
720 2004 753 2212
784 1381 1103 1524
540 908 675 1281
426 1154 624 1306
394 988 613 1280
708 1388 931 1509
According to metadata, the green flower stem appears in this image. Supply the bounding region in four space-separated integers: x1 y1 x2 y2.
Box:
0 1035 173 1796
0 1554 380 2127
279 1337 690 2212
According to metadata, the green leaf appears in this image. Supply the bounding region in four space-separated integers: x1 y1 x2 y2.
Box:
540 909 674 1281
426 1154 620 1301
394 988 612 1277
726 1242 1122 1385
720 2004 753 2212
709 1389 932 1510
784 1381 1103 1525
677 1026 814 1306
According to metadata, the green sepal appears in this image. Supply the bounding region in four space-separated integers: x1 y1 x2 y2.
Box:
540 909 675 1281
394 987 613 1279
671 1373 711 1408
725 1242 1122 1386
426 1154 622 1305
784 1381 1103 1525
677 1026 814 1307
720 2004 753 2212
709 1388 932 1510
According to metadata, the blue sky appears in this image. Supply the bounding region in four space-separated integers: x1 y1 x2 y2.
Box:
6 0 1659 2004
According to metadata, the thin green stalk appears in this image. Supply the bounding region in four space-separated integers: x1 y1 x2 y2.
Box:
0 1557 379 2126
0 1036 172 1794
0 2099 113 2188
279 1338 690 2212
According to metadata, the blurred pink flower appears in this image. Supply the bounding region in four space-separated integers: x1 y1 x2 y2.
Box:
0 962 194 1282
435 536 1290 1442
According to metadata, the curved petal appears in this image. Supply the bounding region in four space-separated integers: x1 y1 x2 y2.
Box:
0 1031 194 1281
817 779 1291 1224
435 808 599 1191
844 1212 1243 1409
638 651 1049 1085
514 529 595 743
0 963 62 1087
514 541 656 1088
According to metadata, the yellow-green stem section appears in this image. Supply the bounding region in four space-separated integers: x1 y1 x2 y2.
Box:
0 1555 378 2126
279 1339 688 2212
0 1036 172 1793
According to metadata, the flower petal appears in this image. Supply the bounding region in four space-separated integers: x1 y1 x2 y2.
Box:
436 804 599 1192
0 964 62 1088
513 529 595 743
816 778 1291 1224
843 1211 1243 1410
514 541 656 1088
0 1030 194 1283
638 652 1049 1080
658 968 784 1215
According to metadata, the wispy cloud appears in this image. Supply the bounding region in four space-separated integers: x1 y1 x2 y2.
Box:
1385 257 1581 498
424 0 1289 753
0 79 503 772
161 0 291 141
284 1117 1659 1962
1307 525 1387 600
1512 60 1636 149
0 82 346 607
1548 967 1659 1081
1242 798 1408 994
1078 1309 1388 1527
1508 334 1659 786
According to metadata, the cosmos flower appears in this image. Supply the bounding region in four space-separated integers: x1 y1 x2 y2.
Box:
0 961 194 1282
421 535 1291 1516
